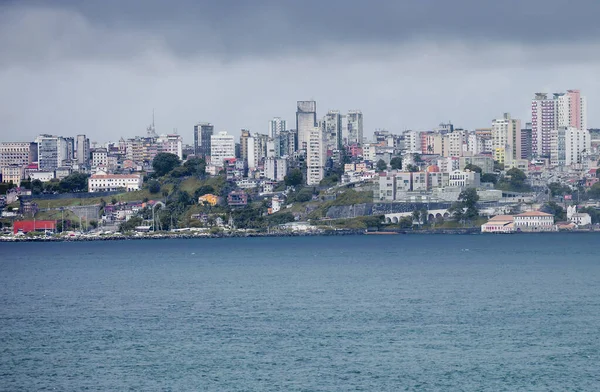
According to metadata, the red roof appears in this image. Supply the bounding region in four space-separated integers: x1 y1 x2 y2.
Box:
13 220 56 234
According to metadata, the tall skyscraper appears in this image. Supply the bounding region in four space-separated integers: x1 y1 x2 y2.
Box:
194 123 214 159
346 110 364 145
322 110 342 150
531 90 586 158
296 101 317 152
210 131 235 167
269 118 287 139
306 126 326 186
76 134 90 167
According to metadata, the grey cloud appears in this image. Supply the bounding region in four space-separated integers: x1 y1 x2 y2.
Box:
4 0 600 61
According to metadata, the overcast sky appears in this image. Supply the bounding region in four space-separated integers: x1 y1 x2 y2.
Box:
1 0 600 144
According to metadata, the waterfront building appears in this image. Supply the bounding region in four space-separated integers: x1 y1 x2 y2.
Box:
481 215 515 233
513 211 555 232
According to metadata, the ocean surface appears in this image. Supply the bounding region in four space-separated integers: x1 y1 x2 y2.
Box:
1 234 599 391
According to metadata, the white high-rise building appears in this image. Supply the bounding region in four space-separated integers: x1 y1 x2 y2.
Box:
346 110 363 145
550 127 590 167
210 131 235 167
269 117 286 139
405 131 421 153
264 157 288 182
306 127 326 186
296 101 317 152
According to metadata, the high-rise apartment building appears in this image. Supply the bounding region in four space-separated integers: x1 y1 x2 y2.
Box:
36 135 69 170
157 134 183 159
322 110 343 150
276 130 296 157
269 118 286 139
531 90 586 158
550 127 590 167
306 127 326 185
346 110 364 145
240 129 251 162
448 130 466 157
520 124 532 160
210 131 235 167
492 113 521 165
193 122 214 159
76 135 90 167
296 101 317 152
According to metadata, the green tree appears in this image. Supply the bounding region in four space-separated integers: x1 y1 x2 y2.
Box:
586 182 600 199
464 164 482 174
31 179 43 195
152 153 181 176
481 173 498 184
148 180 161 194
541 201 566 221
183 158 207 177
399 216 413 229
547 182 571 197
497 168 531 192
119 216 144 233
405 164 419 172
449 188 480 223
376 159 388 172
284 168 303 186
59 172 89 193
390 156 403 170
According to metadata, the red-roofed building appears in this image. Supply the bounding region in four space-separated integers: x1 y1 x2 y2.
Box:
13 220 56 234
88 170 143 192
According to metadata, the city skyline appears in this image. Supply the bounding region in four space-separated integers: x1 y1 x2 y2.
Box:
2 1 600 142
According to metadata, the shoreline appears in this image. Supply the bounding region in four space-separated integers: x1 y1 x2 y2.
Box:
1 227 598 242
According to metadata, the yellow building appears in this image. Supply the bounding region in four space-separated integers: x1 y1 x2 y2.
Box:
198 193 218 206
494 148 505 164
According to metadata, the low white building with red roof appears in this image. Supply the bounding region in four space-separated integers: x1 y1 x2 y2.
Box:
513 211 556 232
88 170 143 193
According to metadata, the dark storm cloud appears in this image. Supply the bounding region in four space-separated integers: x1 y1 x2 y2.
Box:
3 0 600 60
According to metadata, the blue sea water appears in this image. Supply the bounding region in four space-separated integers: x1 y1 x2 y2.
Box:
1 234 599 391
